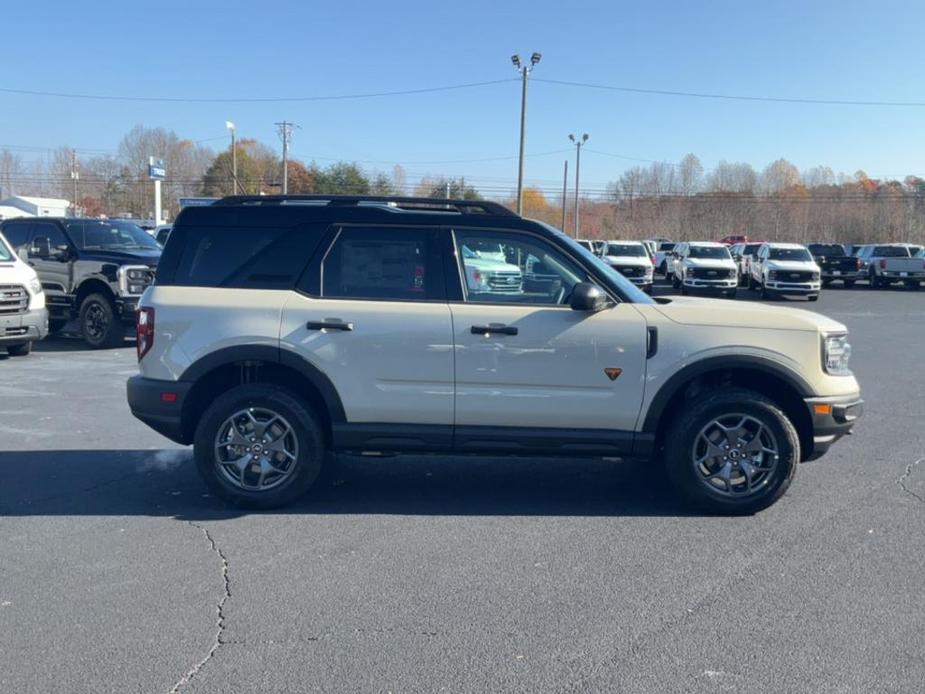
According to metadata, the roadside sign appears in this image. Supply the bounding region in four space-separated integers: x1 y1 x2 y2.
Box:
148 157 166 180
178 197 218 208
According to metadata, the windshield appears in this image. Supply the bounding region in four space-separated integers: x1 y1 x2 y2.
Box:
0 234 13 261
769 247 813 261
658 242 675 252
872 246 910 257
534 222 654 304
688 246 732 260
66 220 161 251
606 243 648 258
808 244 845 256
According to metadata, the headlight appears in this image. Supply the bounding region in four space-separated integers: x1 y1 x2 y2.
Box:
117 266 153 296
28 277 43 295
767 270 778 280
822 333 852 375
812 272 821 281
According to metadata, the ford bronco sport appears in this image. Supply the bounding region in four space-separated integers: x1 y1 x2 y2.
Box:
127 195 863 514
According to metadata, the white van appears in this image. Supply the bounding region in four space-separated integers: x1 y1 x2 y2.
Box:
0 231 48 356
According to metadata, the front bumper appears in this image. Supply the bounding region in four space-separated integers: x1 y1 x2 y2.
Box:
804 394 863 461
0 307 48 344
116 296 142 321
765 280 821 294
626 275 654 287
683 277 737 291
127 375 192 444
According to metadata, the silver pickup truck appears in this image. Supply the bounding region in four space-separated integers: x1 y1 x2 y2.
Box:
857 244 925 289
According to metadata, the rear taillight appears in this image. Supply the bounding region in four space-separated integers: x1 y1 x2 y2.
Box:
856 258 862 270
137 306 155 361
879 259 887 269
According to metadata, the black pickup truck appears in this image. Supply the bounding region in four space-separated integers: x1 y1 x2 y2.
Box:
807 243 862 287
0 218 160 348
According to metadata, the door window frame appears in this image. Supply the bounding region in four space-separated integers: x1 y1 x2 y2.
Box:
446 226 612 309
297 223 447 303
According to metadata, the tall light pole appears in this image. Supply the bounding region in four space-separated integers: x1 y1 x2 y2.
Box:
225 121 237 194
561 159 568 232
275 121 299 194
569 133 589 237
512 52 541 216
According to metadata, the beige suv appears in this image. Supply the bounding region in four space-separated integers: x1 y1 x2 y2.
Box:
127 196 863 514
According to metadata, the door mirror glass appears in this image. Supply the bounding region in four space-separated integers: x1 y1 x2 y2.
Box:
570 282 609 312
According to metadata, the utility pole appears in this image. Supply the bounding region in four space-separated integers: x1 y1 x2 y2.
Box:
561 159 568 233
275 121 299 194
511 52 542 216
225 121 237 194
70 149 79 215
569 133 589 237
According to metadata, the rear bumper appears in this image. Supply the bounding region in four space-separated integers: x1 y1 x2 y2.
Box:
804 393 863 461
821 270 862 280
127 375 192 444
0 307 48 344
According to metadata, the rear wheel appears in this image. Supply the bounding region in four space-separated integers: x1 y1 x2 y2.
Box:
79 293 123 348
843 280 855 289
194 384 325 508
663 388 799 514
6 342 32 356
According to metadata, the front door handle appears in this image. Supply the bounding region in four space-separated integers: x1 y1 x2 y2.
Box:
471 323 518 336
307 319 354 331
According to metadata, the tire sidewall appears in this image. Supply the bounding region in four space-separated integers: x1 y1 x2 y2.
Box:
194 384 324 509
79 293 121 348
665 393 799 514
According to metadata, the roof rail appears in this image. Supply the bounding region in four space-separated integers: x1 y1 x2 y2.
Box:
213 194 517 217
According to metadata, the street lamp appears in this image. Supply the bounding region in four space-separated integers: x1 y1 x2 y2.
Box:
225 121 237 194
512 51 541 216
569 133 589 237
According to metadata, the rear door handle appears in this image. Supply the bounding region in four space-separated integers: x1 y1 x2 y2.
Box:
471 323 518 336
307 319 354 331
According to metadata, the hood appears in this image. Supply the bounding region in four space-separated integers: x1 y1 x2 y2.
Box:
765 260 819 272
605 256 652 268
684 257 736 269
466 257 521 273
650 297 846 333
78 248 161 265
0 256 39 284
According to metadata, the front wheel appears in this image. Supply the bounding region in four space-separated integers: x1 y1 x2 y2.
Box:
6 341 32 356
663 388 799 514
194 384 325 508
808 294 819 302
747 274 756 291
79 293 123 348
760 283 774 300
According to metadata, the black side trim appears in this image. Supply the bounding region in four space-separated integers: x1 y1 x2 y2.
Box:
126 376 192 444
642 355 814 433
646 327 658 358
454 426 635 456
179 345 347 424
331 423 453 451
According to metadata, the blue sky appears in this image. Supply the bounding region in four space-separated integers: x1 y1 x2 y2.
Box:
2 0 923 195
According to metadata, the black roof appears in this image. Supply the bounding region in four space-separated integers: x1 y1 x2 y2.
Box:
213 194 516 217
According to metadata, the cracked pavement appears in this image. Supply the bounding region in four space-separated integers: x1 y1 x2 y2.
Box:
1 288 924 693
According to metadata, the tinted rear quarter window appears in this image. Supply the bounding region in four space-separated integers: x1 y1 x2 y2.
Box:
873 246 909 257
164 225 324 288
1 222 33 249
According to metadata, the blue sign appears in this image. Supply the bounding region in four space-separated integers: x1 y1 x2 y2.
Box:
148 157 166 180
178 197 218 208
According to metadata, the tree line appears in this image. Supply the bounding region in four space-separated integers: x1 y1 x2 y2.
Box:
1 126 923 244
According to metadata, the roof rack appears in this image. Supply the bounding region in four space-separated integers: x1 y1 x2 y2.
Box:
213 194 517 217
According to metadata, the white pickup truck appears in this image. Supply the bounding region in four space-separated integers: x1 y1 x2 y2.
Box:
856 244 925 289
0 231 48 356
748 243 821 301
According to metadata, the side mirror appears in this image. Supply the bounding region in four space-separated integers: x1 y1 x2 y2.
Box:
570 282 609 312
31 236 51 258
53 245 71 261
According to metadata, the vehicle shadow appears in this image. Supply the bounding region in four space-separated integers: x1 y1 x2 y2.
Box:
0 448 695 519
32 332 135 353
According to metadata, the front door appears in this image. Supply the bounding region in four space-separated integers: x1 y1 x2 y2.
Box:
28 221 73 318
448 227 649 451
280 225 454 441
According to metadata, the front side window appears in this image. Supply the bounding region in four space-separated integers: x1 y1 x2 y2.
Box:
322 227 442 301
31 223 69 254
454 230 589 306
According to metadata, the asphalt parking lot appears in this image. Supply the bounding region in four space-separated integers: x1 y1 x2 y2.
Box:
2 282 924 694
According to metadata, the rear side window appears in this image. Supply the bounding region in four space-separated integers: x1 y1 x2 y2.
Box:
321 226 444 301
168 226 320 288
873 246 909 257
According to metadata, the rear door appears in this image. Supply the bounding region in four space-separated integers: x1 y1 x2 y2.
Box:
447 226 648 453
280 224 454 436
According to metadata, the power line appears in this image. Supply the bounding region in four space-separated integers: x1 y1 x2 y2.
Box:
0 79 518 104
292 148 573 167
533 78 925 108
